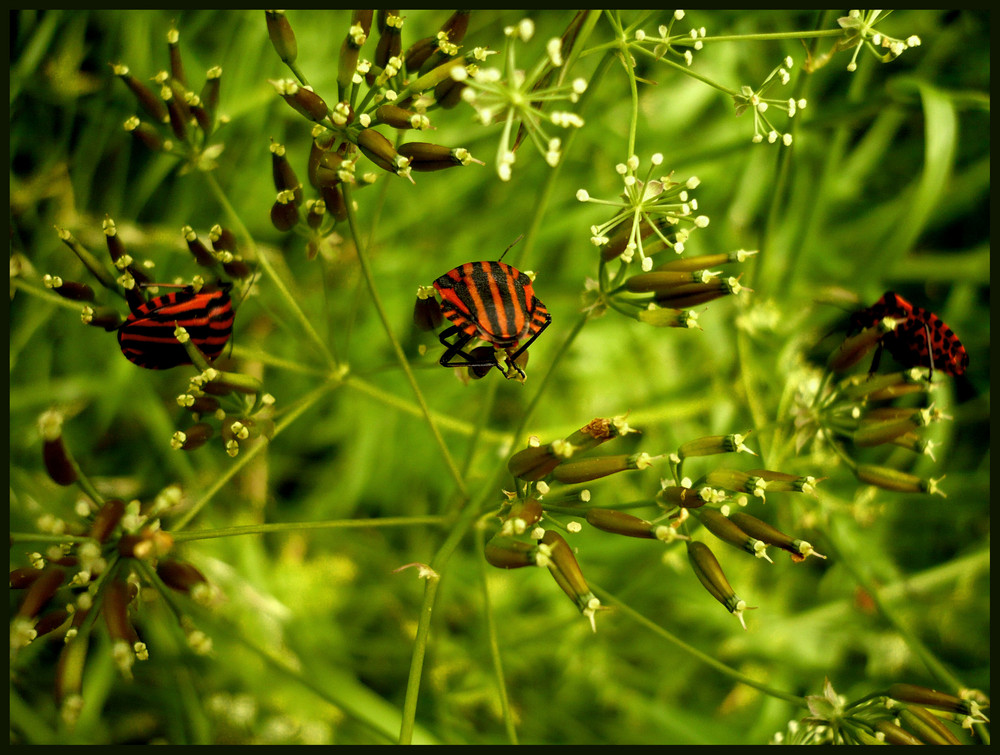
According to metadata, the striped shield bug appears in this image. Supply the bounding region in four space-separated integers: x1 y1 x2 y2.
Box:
423 259 551 381
847 291 968 379
117 282 235 369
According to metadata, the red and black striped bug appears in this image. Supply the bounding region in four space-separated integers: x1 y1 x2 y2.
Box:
117 282 235 369
847 291 968 379
425 260 551 381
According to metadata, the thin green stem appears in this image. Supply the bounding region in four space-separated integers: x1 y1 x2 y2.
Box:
202 171 339 371
170 516 447 542
341 183 469 499
593 583 806 706
476 524 519 744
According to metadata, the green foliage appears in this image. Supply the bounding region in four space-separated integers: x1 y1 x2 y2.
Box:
10 9 989 745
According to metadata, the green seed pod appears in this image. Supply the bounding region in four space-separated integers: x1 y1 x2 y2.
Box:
41 413 77 486
320 184 348 222
653 278 741 309
265 10 298 65
413 287 443 331
686 541 749 628
113 64 169 123
828 320 895 372
157 559 208 593
636 307 700 329
199 66 222 132
853 417 920 447
81 305 124 331
166 26 186 86
404 36 437 73
552 453 653 484
175 422 214 451
508 443 563 481
626 270 714 294
657 485 706 509
540 530 600 621
484 536 538 569
125 117 164 151
856 464 945 496
161 79 192 141
374 12 403 69
562 417 623 454
272 80 329 123
433 74 466 109
49 279 96 302
655 251 752 273
181 227 216 267
270 141 302 204
56 633 89 706
89 499 126 543
270 191 299 232
10 567 44 590
887 684 973 716
35 608 71 638
103 577 134 643
585 508 656 539
209 225 239 255
17 567 65 618
874 719 924 745
898 705 962 745
678 433 754 459
357 128 401 172
695 508 771 561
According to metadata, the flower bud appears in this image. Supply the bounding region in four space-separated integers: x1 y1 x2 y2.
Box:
265 10 297 65
585 508 656 539
898 705 962 745
484 536 538 569
540 530 601 630
157 559 208 593
88 499 126 543
695 508 771 561
856 464 945 496
686 541 750 629
552 453 654 484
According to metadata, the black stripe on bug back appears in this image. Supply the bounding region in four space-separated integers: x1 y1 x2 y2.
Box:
117 286 234 369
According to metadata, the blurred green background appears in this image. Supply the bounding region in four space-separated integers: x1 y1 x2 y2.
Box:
10 10 989 744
